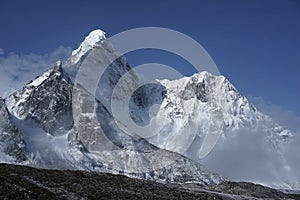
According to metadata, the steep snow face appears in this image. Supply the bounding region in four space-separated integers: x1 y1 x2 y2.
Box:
64 29 142 116
158 72 262 129
70 29 106 64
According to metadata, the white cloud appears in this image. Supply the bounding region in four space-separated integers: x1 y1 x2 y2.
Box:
0 46 72 97
250 96 300 132
0 48 4 55
202 129 300 189
200 98 300 189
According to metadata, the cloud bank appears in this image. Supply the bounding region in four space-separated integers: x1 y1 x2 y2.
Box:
0 46 72 97
201 98 300 189
251 96 300 133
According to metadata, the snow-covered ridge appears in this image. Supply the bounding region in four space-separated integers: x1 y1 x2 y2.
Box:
5 60 64 117
146 70 293 157
28 60 62 85
70 29 106 64
27 60 63 87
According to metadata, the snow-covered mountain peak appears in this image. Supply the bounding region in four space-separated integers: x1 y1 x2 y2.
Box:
24 60 64 88
70 29 107 64
144 69 293 159
191 71 226 83
157 71 229 104
5 61 73 134
53 60 62 71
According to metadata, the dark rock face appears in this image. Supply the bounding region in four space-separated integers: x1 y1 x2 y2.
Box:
0 98 26 161
6 62 73 136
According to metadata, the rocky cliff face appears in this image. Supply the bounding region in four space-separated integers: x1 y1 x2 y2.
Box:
5 61 73 136
0 97 26 161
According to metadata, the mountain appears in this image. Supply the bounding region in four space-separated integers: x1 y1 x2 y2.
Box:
5 61 73 136
0 29 296 190
65 29 292 159
0 30 224 186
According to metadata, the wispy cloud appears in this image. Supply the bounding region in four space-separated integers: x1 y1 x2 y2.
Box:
203 129 299 186
202 98 300 189
0 46 72 97
250 96 300 133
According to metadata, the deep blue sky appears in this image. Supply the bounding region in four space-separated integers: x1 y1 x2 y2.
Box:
0 0 299 115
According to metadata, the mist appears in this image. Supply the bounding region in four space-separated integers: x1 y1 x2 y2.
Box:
0 46 72 97
200 128 300 189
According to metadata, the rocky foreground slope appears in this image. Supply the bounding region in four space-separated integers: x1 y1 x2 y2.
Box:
1 164 299 200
